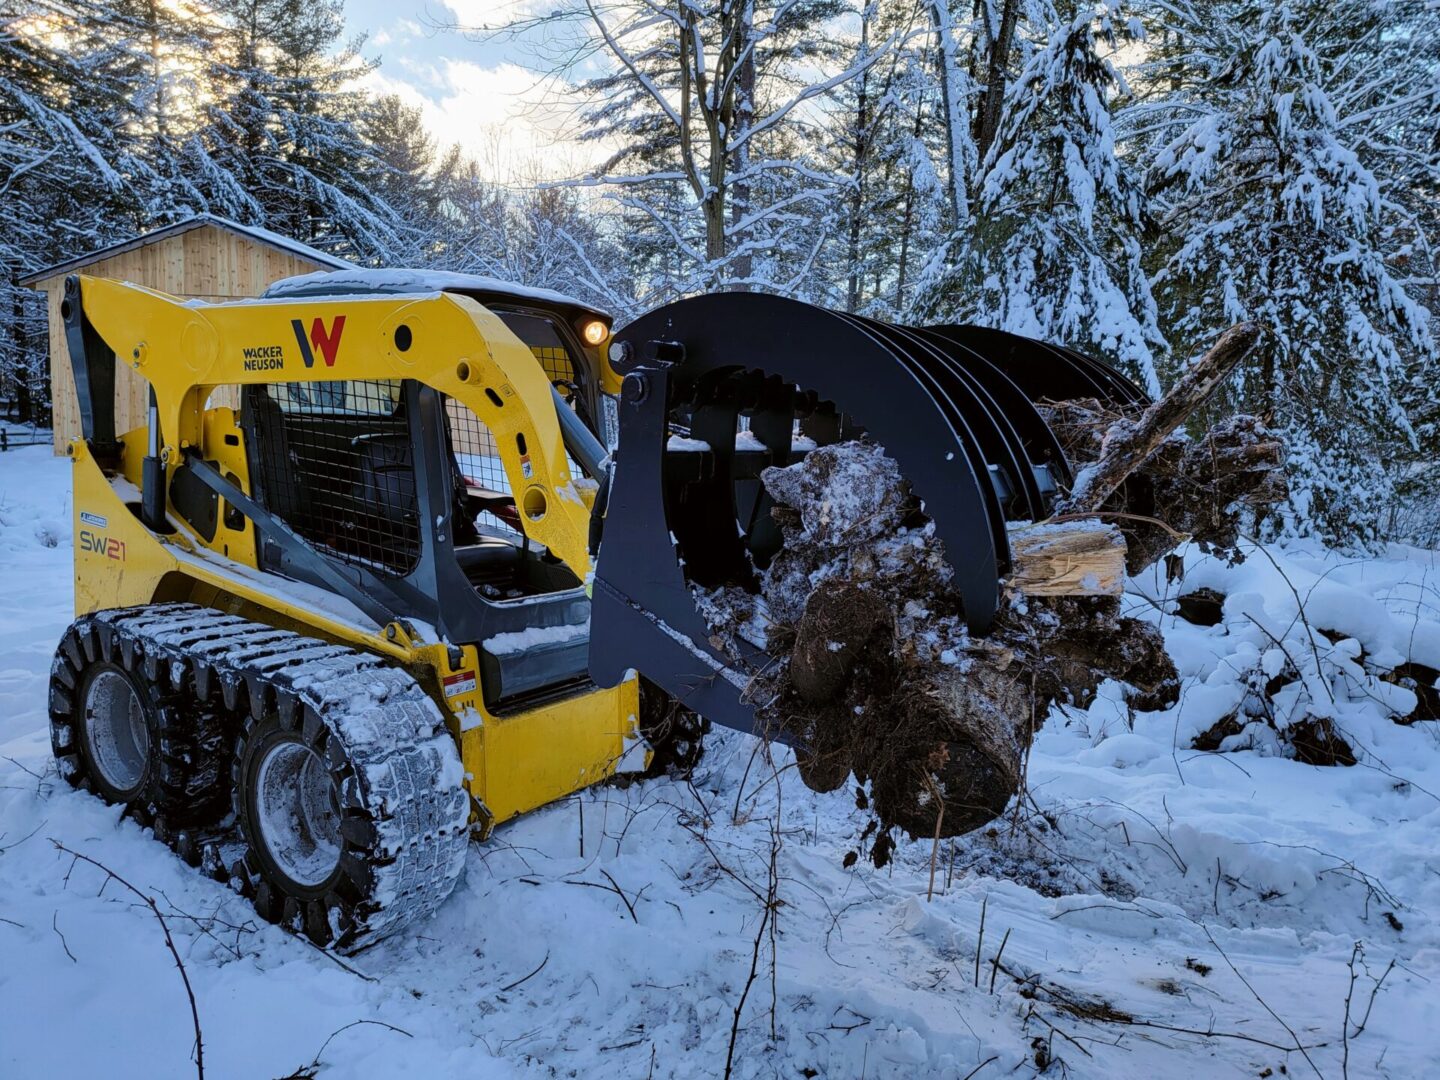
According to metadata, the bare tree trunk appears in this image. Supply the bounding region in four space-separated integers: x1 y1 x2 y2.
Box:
972 0 1019 164
728 3 756 288
1060 323 1263 514
845 13 872 311
929 1 963 224
679 6 729 272
894 96 927 313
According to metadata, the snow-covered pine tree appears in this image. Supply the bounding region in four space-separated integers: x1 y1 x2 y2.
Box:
202 0 403 263
511 185 635 315
361 93 439 262
426 145 513 273
1354 5 1440 543
0 0 141 423
1146 0 1438 544
93 0 218 226
915 3 1161 395
822 1 948 316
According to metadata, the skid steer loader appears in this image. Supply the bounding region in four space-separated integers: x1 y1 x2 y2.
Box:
49 268 1143 950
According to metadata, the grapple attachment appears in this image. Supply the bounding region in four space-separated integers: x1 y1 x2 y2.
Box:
588 293 1145 736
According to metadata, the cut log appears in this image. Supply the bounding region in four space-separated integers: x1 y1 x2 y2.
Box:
1006 521 1127 597
1060 322 1262 515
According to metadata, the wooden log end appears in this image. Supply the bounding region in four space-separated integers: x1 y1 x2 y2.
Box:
1005 520 1127 597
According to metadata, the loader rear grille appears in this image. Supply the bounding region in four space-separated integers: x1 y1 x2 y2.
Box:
494 310 578 386
445 394 586 534
248 379 421 576
529 345 573 384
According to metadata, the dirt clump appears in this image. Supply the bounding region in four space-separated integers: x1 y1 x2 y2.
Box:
1287 717 1358 767
1385 662 1440 724
702 441 1182 863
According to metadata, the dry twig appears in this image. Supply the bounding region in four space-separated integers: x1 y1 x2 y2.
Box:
53 840 204 1079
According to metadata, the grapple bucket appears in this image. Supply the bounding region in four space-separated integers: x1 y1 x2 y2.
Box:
588 293 1144 736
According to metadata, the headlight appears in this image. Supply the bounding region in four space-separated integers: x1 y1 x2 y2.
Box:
581 319 609 346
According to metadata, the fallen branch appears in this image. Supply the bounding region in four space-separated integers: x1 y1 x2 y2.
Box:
53 841 204 1079
281 1019 414 1079
499 950 551 994
988 927 1012 994
1201 924 1323 1079
562 872 641 923
995 954 1331 1054
973 894 988 988
52 911 76 963
723 818 781 1080
1342 941 1396 1079
1060 322 1262 515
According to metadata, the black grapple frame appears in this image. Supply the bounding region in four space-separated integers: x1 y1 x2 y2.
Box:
588 292 1146 737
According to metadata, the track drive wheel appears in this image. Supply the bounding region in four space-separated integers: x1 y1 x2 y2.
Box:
230 667 471 953
49 618 230 830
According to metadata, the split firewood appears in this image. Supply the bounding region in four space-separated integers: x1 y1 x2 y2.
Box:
1005 520 1127 597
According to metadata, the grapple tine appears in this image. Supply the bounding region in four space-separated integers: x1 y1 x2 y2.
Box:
828 311 1014 551
937 324 1146 406
912 326 1074 492
1049 341 1150 405
846 314 1050 520
588 293 1146 738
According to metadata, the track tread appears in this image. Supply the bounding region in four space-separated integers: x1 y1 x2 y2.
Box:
49 604 470 953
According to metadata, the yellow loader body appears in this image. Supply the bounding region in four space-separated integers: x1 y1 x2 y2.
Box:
66 276 636 833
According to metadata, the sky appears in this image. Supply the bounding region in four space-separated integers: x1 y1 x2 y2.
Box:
342 0 606 184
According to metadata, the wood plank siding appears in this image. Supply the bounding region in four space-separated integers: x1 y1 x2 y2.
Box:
28 220 340 452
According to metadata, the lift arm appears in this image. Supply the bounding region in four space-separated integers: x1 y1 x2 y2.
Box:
64 274 597 580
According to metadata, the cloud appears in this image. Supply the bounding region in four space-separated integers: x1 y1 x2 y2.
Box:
361 59 605 182
365 18 427 51
436 0 558 29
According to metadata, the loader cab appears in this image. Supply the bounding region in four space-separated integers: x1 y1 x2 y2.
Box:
262 268 615 449
241 270 617 712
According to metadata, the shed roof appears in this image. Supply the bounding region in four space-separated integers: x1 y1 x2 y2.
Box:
17 214 354 286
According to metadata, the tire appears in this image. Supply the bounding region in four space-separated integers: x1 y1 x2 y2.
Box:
237 716 346 924
49 617 231 829
66 659 157 805
230 663 471 952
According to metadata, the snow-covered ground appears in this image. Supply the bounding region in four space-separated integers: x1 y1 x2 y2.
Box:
2 443 1438 1079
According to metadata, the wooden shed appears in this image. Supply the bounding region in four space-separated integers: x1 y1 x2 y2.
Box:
20 215 351 452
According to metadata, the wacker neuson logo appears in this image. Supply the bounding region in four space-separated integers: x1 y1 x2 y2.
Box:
242 345 284 371
292 315 346 368
241 315 347 371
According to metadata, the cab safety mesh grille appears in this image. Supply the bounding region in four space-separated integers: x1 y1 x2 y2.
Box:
247 379 420 576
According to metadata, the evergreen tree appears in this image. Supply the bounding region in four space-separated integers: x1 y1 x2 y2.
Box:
427 145 514 272
362 94 436 218
0 0 138 422
917 4 1162 395
502 0 862 299
361 93 438 261
97 0 215 224
823 1 947 317
203 0 402 261
1146 0 1438 543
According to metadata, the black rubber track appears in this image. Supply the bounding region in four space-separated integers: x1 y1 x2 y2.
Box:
49 604 471 952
